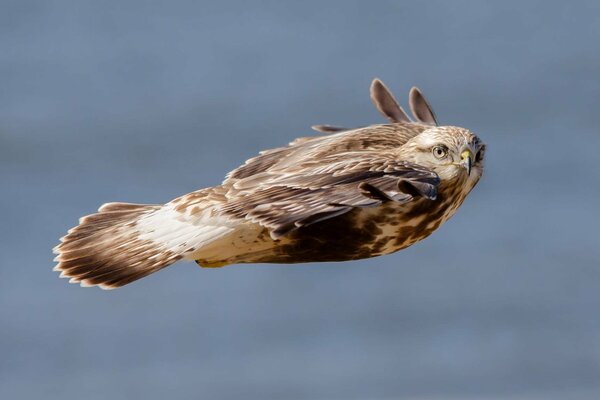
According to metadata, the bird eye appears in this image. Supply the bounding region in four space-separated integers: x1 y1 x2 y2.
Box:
432 145 447 159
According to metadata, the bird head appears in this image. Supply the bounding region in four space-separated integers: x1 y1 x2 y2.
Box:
401 126 485 189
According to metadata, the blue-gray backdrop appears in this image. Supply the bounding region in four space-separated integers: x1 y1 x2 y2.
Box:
1 1 600 399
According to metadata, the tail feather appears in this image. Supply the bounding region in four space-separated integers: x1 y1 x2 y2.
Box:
53 202 184 290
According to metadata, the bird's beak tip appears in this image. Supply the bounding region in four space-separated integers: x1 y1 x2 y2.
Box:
461 150 473 176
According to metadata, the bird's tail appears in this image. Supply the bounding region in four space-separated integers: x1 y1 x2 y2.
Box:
53 202 187 290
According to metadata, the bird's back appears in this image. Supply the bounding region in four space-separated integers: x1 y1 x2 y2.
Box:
224 123 428 184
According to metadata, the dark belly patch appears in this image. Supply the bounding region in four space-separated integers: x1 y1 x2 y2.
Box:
259 209 384 263
251 184 464 264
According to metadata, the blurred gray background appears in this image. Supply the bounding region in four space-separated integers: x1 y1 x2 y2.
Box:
1 1 599 399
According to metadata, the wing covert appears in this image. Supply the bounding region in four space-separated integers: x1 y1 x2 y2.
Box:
221 153 439 239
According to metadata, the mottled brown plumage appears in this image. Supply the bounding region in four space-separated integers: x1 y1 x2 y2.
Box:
53 78 485 289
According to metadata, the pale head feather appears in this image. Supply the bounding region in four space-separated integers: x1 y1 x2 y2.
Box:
399 126 486 185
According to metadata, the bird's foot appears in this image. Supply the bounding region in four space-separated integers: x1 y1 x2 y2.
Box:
195 259 229 268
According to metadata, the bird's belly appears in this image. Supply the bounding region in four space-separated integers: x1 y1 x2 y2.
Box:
198 188 466 267
244 200 449 264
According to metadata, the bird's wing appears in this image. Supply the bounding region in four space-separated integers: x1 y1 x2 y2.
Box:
224 124 427 184
370 79 439 126
370 79 412 123
409 87 438 126
221 152 440 239
311 124 351 133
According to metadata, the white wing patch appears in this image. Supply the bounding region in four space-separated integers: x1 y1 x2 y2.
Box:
136 204 236 259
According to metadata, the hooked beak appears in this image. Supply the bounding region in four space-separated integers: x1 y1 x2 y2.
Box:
460 150 473 176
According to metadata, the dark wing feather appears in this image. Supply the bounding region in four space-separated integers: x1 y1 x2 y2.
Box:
409 87 438 126
226 185 378 238
311 124 350 133
370 79 411 123
222 152 439 239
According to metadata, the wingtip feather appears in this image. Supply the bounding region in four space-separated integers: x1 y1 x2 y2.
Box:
408 86 438 126
369 78 411 123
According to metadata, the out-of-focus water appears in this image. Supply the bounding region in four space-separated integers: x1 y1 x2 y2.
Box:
1 1 599 399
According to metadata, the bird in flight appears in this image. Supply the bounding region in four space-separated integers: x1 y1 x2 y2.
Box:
54 78 486 290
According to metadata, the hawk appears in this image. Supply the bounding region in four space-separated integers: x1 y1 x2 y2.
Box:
54 79 486 289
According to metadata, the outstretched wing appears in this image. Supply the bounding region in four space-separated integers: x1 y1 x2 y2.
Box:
221 151 439 239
